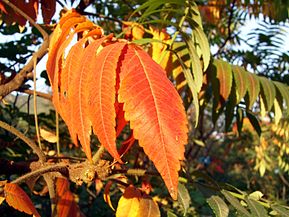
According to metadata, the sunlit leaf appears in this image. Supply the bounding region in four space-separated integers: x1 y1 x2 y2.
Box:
4 183 40 217
245 73 260 109
103 181 115 211
232 66 248 104
116 186 141 217
88 42 126 162
259 76 276 111
116 186 160 217
118 44 188 199
192 26 211 71
55 177 83 217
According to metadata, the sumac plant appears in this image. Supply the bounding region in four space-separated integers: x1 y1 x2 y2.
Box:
1 1 289 217
47 10 188 199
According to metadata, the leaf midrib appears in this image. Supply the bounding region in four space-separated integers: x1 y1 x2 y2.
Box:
134 48 173 188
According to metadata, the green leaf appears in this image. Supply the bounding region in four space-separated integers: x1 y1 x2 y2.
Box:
248 191 263 200
259 76 276 111
132 38 166 45
174 51 199 125
167 210 178 217
221 190 250 217
274 81 289 115
245 198 268 217
236 108 244 135
273 99 282 124
182 32 203 92
271 204 289 217
177 183 191 215
212 59 233 104
207 195 229 217
246 111 262 137
245 73 260 109
133 0 185 21
192 27 211 71
225 89 237 131
232 66 248 104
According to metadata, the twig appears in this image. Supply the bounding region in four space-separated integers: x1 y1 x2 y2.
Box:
2 0 48 39
33 57 42 150
213 0 237 57
81 11 123 24
112 168 159 177
43 174 57 216
56 111 60 157
157 0 189 64
0 120 46 162
0 38 50 99
18 88 52 100
11 163 68 185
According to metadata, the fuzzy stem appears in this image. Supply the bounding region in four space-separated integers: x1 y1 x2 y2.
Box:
92 145 106 164
33 57 42 150
11 163 68 185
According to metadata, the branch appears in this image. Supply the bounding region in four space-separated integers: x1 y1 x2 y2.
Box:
2 0 48 39
43 174 57 216
213 0 237 57
0 120 46 162
111 168 159 177
11 163 68 185
18 88 52 100
0 37 50 99
80 11 123 24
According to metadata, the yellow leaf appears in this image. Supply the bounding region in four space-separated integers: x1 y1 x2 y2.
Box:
0 196 5 205
149 26 172 73
137 197 160 217
40 127 57 143
116 186 161 217
274 99 282 125
122 22 145 40
116 186 141 217
103 181 115 211
260 96 266 117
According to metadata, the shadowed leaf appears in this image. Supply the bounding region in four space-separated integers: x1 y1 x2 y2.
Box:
207 195 229 217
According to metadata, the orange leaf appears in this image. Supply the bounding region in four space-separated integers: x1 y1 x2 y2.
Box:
116 186 160 217
46 11 105 160
122 21 145 40
3 0 37 26
4 183 40 217
40 0 56 23
87 42 126 162
118 44 188 199
0 2 8 14
103 180 115 211
115 102 127 137
55 177 83 217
